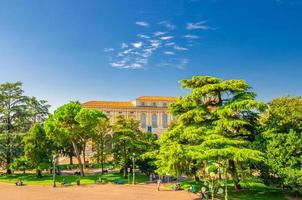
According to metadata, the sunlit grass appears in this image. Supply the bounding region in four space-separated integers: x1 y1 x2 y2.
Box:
0 172 148 186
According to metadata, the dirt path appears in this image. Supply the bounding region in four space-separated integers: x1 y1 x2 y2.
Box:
0 183 198 200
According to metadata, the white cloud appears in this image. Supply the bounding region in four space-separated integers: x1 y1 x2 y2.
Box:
125 63 143 69
110 61 125 68
137 34 150 39
120 43 128 49
177 58 189 69
103 48 114 52
158 21 176 30
164 51 175 55
132 42 143 48
165 42 175 46
183 34 199 39
154 31 166 36
173 45 188 51
186 21 211 30
160 36 174 40
135 21 149 27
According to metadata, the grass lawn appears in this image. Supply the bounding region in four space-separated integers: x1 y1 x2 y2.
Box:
165 179 296 200
0 172 148 186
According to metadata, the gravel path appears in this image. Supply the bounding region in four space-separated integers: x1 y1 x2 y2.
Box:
0 183 198 200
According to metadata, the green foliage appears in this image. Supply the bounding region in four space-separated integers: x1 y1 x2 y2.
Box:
91 117 112 173
0 82 50 173
44 102 107 176
22 123 53 176
44 101 85 175
261 97 302 189
156 76 266 190
111 116 157 177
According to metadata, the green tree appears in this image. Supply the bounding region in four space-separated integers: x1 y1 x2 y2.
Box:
92 117 111 174
45 102 85 176
75 108 107 166
25 97 50 126
22 123 53 177
261 97 302 189
0 82 28 174
156 76 266 190
111 116 144 178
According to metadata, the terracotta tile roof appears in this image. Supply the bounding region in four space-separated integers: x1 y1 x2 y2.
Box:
136 96 177 101
81 101 134 108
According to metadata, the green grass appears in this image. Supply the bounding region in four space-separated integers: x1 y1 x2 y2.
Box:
164 178 292 200
57 163 112 170
0 172 148 186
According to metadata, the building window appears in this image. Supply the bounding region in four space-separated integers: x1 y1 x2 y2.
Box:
130 111 135 114
163 103 167 107
162 113 168 128
140 113 146 128
141 102 145 106
152 102 157 107
152 113 158 128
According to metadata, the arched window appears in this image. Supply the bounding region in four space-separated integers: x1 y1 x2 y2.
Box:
140 113 146 128
162 113 168 128
152 113 158 128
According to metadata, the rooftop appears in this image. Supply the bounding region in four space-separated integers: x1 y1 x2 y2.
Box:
136 96 177 101
81 96 177 108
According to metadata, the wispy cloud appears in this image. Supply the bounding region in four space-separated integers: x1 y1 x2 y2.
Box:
173 45 188 51
103 48 114 52
184 34 199 39
160 36 174 40
120 43 128 49
158 20 176 30
132 42 143 48
177 58 189 69
154 31 166 36
137 34 150 39
105 19 212 69
164 51 175 55
135 21 149 27
186 21 212 30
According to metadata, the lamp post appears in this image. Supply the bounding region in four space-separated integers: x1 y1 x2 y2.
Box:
132 153 135 185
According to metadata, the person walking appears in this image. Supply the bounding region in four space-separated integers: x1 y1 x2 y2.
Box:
157 179 162 191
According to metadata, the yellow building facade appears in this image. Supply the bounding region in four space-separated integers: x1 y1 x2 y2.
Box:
82 96 177 137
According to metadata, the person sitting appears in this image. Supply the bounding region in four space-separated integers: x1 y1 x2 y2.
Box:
15 179 23 186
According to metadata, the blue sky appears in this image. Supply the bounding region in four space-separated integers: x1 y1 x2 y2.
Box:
0 0 302 111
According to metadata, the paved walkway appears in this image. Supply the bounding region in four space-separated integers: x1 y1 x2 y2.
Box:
0 183 198 200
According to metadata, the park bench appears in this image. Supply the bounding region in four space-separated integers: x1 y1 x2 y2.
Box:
61 179 72 186
113 179 124 184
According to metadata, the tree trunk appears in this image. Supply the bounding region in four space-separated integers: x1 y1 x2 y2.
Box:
228 160 241 190
6 133 12 175
96 141 100 164
83 142 86 168
72 140 85 176
123 140 127 178
37 169 42 177
100 140 104 174
6 157 12 174
123 166 127 178
69 155 73 165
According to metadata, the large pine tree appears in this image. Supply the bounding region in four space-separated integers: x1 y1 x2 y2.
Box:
156 76 266 190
